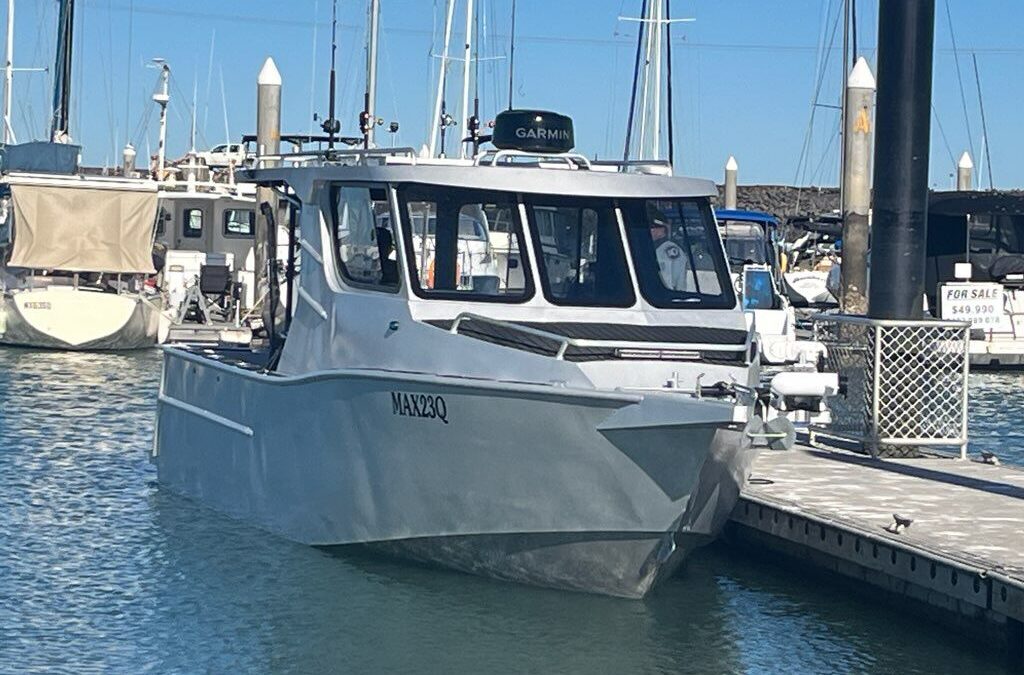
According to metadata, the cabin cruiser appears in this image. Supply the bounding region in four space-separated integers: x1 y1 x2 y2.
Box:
153 110 770 598
928 191 1024 368
780 214 841 308
0 1 163 350
153 175 264 344
716 209 822 365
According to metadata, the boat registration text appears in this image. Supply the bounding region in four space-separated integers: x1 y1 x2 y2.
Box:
391 392 449 424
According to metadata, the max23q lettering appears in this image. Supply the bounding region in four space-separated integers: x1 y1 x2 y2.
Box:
391 392 449 424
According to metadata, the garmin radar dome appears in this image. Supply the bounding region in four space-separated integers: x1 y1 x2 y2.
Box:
491 109 575 154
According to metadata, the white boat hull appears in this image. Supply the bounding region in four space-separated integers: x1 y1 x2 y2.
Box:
784 271 837 307
155 348 754 598
0 287 159 350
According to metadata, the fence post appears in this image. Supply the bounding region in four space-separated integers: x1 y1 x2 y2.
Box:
960 325 970 460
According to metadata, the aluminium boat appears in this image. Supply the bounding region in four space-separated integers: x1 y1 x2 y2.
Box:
153 111 760 598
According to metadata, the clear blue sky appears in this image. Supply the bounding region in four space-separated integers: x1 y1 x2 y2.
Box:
4 1 1020 188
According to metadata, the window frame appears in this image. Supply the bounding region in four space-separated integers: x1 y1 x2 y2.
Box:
620 197 737 310
523 194 636 308
326 182 402 294
182 207 204 239
221 208 256 238
396 183 535 304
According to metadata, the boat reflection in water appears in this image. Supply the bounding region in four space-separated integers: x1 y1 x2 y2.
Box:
154 110 760 598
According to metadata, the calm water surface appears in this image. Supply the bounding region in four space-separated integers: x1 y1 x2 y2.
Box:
0 349 1019 674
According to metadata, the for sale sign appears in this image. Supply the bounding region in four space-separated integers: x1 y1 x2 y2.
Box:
940 282 1010 331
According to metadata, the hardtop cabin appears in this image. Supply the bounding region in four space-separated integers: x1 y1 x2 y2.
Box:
237 150 754 390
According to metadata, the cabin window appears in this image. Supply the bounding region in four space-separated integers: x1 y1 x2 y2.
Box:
329 185 399 290
968 214 1024 255
397 185 532 302
223 209 255 237
155 207 170 237
621 198 736 309
524 196 635 307
183 208 203 238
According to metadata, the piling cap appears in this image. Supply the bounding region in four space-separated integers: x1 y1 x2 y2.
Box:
725 155 738 171
958 151 974 169
258 57 282 87
847 56 876 90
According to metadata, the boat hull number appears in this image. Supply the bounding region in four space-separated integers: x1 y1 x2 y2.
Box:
391 392 449 424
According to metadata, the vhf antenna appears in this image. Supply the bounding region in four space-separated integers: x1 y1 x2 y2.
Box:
467 0 482 156
506 0 517 110
321 0 341 148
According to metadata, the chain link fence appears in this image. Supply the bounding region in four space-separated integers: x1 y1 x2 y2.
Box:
810 315 970 458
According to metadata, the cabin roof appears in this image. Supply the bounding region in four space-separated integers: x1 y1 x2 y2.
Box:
237 161 717 200
930 190 1024 217
714 208 779 224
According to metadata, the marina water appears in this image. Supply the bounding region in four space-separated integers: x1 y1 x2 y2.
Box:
0 348 1018 673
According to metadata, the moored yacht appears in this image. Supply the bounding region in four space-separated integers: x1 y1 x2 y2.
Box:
715 209 823 365
153 110 763 598
0 170 163 349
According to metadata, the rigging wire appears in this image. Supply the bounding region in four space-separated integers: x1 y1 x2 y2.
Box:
971 52 994 190
622 0 649 162
850 0 857 63
931 104 957 172
944 0 975 166
202 29 215 143
792 0 843 214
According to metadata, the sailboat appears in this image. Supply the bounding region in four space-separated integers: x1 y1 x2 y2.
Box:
0 0 163 349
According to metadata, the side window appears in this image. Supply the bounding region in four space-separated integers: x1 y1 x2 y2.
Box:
398 185 532 301
183 208 203 238
223 209 255 237
330 185 398 290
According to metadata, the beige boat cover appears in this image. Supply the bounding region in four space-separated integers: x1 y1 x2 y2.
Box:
8 183 158 273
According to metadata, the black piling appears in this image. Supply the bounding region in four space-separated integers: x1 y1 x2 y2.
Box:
868 0 936 320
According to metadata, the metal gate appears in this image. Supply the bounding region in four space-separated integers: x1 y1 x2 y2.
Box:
810 315 970 458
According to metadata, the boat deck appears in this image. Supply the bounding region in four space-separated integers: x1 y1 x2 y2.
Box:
727 443 1024 661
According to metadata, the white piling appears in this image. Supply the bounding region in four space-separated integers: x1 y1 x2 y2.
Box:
840 56 876 315
256 57 282 337
724 156 738 210
957 151 974 191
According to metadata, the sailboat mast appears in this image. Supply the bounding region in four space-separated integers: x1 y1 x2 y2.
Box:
50 0 75 142
459 0 474 159
362 0 381 148
428 0 455 157
637 0 655 160
651 0 663 160
3 0 14 143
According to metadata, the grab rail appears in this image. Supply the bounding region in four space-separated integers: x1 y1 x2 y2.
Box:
475 149 592 170
448 312 748 360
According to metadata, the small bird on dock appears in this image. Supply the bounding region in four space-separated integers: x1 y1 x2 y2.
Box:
886 514 914 534
980 451 1000 466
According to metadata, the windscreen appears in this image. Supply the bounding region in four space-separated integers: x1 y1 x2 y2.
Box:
524 196 635 307
621 197 736 309
720 221 770 269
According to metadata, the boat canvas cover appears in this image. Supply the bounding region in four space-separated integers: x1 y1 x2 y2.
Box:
7 183 157 274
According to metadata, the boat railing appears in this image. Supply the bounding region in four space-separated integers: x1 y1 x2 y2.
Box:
474 150 592 170
448 312 748 360
252 147 421 168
